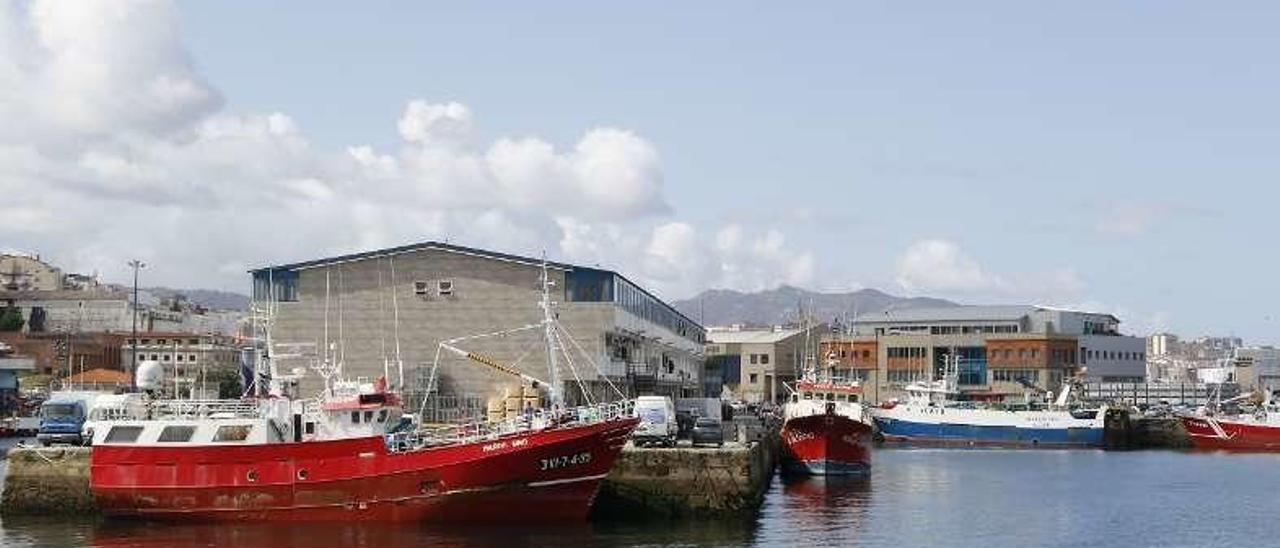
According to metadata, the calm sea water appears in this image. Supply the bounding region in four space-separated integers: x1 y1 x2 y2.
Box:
0 447 1275 547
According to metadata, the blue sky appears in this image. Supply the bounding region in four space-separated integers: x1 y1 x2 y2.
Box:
4 2 1277 342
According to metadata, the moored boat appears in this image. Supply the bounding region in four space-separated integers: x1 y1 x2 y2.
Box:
780 350 874 475
88 262 639 522
773 378 875 473
870 354 1105 448
1178 391 1280 451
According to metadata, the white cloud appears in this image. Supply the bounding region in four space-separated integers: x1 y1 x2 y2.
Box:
894 239 1084 303
397 100 472 145
895 239 1001 294
0 0 809 302
1 0 220 140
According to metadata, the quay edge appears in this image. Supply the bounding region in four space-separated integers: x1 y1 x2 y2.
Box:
593 419 781 519
1 447 97 516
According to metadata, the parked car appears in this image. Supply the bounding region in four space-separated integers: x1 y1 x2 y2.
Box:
691 417 724 447
676 410 698 439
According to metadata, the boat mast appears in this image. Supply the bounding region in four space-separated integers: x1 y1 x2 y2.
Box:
540 258 563 407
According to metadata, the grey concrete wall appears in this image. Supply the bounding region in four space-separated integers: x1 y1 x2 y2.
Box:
595 431 779 517
270 249 616 403
1 447 96 516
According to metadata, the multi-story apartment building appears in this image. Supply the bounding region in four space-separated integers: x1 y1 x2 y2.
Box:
249 242 705 421
821 306 1147 403
121 332 243 379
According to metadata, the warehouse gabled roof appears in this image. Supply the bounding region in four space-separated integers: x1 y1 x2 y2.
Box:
249 240 576 273
707 327 806 344
249 240 704 331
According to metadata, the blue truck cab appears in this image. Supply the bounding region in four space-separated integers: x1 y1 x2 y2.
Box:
38 394 94 446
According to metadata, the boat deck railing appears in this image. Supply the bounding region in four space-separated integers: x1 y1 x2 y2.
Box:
149 399 262 419
385 399 635 454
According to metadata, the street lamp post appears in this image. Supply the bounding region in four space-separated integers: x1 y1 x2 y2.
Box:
128 260 145 390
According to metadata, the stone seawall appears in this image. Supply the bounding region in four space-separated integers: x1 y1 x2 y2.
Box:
594 427 780 519
1 447 96 516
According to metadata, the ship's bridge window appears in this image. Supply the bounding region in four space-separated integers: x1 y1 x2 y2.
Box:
377 409 388 423
351 411 360 424
105 425 144 443
364 410 374 423
803 393 812 400
213 424 253 442
158 425 196 442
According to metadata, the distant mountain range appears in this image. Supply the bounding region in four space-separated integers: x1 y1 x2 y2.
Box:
672 285 958 327
131 283 954 323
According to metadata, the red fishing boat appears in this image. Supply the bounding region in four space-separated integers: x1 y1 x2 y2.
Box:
779 349 873 475
88 263 638 522
1175 387 1280 451
1180 412 1280 451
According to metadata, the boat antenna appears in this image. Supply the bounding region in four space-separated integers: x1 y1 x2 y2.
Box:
540 255 563 407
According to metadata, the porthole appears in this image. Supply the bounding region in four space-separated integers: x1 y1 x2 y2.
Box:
246 470 259 483
297 469 309 481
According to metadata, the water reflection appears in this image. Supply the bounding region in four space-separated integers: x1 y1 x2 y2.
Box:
755 475 872 546
1 513 757 548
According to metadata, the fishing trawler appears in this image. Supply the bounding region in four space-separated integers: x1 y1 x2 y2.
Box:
870 353 1106 447
1179 389 1280 451
88 263 638 522
779 317 874 475
780 366 874 475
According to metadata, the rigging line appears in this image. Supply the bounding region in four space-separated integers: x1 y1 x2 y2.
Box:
552 328 593 405
507 340 541 370
337 263 345 371
389 255 404 390
419 344 445 419
323 269 331 383
378 261 388 382
442 323 543 345
557 322 626 400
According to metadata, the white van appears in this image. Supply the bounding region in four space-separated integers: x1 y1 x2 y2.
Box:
633 396 678 447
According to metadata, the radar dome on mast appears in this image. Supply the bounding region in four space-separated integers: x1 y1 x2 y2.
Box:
136 360 164 391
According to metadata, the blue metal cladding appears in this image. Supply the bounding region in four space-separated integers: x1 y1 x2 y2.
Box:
565 269 615 302
251 269 299 302
874 417 1104 447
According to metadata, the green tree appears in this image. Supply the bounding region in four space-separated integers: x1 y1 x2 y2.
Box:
203 366 245 399
0 306 24 332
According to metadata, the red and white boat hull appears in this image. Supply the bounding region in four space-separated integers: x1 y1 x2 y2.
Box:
91 417 638 522
1180 414 1280 451
780 411 873 476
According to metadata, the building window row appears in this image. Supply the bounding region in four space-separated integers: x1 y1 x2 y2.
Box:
992 369 1040 383
1085 349 1145 361
887 347 926 359
749 354 770 365
127 338 203 346
136 354 200 362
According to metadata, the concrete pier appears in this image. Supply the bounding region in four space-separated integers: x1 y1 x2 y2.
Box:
1 447 96 516
593 421 780 519
1103 409 1191 450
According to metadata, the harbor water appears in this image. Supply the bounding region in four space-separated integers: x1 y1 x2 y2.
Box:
1 445 1275 547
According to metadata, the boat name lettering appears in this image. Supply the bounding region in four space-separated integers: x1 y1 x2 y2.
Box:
784 431 815 445
539 451 592 471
